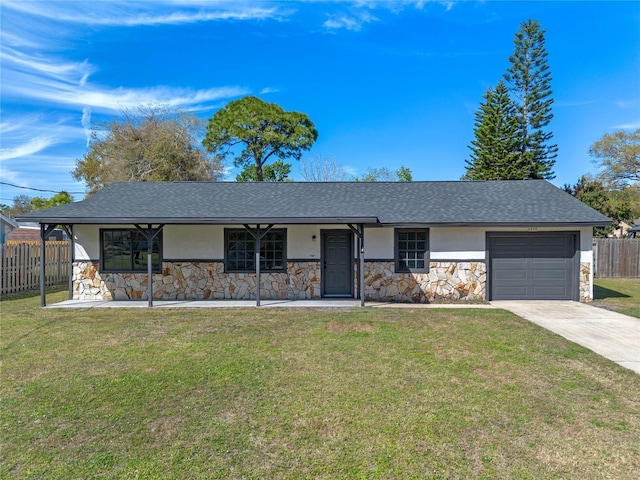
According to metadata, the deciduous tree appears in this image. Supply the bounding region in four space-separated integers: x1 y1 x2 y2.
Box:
73 105 223 195
299 155 349 182
355 165 412 182
564 176 632 237
203 96 318 182
31 191 74 210
590 128 640 188
1 195 32 218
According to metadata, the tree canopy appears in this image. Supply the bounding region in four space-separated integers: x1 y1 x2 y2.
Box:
355 165 412 182
31 191 74 210
202 96 318 182
0 195 33 219
564 176 632 237
465 19 557 180
236 160 292 182
464 81 523 180
504 19 557 179
1 192 74 218
73 105 223 195
590 128 640 188
299 155 349 182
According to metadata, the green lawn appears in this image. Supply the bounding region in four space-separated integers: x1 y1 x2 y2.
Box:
2 290 639 479
594 277 640 318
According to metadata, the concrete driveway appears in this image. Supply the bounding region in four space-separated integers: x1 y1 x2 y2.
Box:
492 301 640 374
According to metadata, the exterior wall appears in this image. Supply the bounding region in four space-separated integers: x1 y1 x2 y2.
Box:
363 261 486 303
71 224 595 303
74 260 320 300
580 262 592 303
73 258 484 303
578 227 595 302
430 226 594 303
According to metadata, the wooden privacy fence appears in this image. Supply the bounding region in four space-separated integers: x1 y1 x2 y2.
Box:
1 241 71 295
594 238 640 278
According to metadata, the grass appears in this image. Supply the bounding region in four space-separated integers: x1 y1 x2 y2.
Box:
2 290 639 479
594 278 640 318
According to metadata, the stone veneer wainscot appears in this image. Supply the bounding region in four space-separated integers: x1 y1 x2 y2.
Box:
73 261 320 301
364 261 486 303
73 259 593 303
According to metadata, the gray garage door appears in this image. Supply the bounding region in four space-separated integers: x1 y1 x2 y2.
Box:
488 233 578 300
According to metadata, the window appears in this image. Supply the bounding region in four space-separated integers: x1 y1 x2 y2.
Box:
101 229 162 273
395 228 429 272
225 229 286 272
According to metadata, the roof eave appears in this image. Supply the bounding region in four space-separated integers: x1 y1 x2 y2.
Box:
410 221 613 228
15 216 381 225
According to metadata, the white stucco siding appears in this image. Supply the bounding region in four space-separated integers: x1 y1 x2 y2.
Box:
163 225 223 259
287 225 321 259
73 225 100 260
75 224 595 273
144 225 325 260
578 226 593 262
429 226 595 262
430 227 485 260
364 228 394 258
578 226 595 299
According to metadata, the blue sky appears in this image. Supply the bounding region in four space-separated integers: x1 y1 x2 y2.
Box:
1 1 639 202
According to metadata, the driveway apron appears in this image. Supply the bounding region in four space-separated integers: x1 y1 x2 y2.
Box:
491 301 640 374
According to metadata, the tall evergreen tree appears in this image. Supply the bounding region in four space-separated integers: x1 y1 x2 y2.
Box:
504 19 557 179
464 81 523 180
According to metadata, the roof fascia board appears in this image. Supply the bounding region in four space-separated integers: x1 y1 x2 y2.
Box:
412 222 612 228
16 216 381 225
18 218 610 228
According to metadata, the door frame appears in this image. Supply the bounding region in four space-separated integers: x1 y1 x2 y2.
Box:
321 229 354 297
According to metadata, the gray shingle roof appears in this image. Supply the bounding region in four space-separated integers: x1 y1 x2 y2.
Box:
16 180 611 226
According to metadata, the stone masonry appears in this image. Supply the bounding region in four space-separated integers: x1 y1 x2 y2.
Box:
580 261 592 302
73 259 591 303
364 261 486 303
73 261 320 301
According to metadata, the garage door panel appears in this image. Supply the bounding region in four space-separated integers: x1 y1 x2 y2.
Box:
494 286 529 296
532 269 568 280
531 257 571 264
530 247 569 257
489 233 576 301
533 286 571 297
493 270 528 280
532 236 566 247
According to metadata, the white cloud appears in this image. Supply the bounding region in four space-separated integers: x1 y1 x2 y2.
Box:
81 108 92 147
2 1 285 28
610 121 640 130
0 113 87 161
0 136 57 161
1 45 250 113
2 46 94 85
615 99 640 109
324 11 378 31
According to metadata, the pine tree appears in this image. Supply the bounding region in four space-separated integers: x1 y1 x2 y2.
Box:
504 19 557 179
464 81 523 180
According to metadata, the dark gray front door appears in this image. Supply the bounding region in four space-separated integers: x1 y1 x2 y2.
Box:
488 233 578 300
322 230 353 297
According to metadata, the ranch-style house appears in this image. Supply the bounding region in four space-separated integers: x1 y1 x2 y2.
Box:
17 180 610 307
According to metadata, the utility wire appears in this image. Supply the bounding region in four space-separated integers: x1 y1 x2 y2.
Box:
0 181 84 195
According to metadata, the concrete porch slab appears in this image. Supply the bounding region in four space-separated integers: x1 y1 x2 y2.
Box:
46 299 497 309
